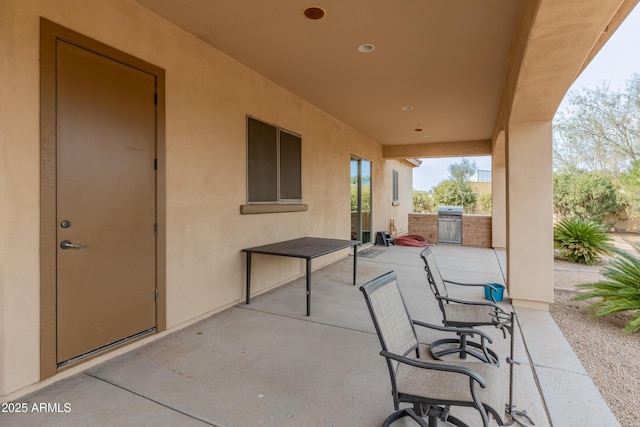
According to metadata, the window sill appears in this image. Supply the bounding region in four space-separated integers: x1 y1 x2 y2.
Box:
240 204 308 215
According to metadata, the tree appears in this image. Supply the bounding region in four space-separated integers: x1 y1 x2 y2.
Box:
553 171 623 225
432 180 476 212
448 158 477 184
430 158 477 212
553 74 640 177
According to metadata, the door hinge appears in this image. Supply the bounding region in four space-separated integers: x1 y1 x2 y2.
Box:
154 223 158 235
154 93 158 105
154 158 157 170
155 289 159 302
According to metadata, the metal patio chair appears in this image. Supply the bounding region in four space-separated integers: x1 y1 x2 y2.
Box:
420 247 511 363
360 271 507 427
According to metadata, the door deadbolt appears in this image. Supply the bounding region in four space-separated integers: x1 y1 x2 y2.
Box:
60 220 71 228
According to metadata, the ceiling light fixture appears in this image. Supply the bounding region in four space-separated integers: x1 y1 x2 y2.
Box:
357 43 375 53
401 106 413 111
303 6 326 20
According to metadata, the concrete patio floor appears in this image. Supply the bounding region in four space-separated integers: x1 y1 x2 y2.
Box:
1 245 619 426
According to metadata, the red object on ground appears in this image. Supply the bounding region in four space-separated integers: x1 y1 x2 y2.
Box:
393 234 433 247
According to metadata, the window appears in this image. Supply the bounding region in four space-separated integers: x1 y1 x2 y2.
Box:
247 116 301 203
392 169 399 205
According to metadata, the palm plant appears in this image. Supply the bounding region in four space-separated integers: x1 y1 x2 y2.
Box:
574 249 640 333
553 217 613 265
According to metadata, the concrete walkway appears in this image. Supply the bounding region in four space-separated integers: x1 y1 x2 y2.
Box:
0 245 618 426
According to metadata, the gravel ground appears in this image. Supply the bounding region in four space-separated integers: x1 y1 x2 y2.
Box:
550 242 640 427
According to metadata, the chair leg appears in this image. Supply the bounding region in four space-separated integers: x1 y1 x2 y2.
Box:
444 414 469 427
382 408 430 427
417 404 470 427
505 406 535 427
382 406 466 427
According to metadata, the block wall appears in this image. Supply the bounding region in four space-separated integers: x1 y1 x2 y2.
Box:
462 215 492 248
408 213 492 248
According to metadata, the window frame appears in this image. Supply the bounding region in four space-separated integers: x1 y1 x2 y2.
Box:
246 115 302 205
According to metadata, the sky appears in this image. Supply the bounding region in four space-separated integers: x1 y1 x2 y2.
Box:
412 6 640 192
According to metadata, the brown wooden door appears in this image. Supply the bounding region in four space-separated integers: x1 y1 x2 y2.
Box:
56 40 157 365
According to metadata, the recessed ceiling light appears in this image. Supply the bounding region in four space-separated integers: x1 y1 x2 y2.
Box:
401 106 413 111
303 6 326 20
357 44 375 53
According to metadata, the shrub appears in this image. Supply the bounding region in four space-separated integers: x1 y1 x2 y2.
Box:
554 217 613 265
574 249 640 333
413 191 434 213
476 193 492 214
553 171 622 225
619 160 640 216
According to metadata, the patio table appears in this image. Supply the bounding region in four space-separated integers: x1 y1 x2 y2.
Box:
242 237 360 316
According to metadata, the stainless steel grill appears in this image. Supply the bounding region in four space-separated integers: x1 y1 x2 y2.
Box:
437 206 463 244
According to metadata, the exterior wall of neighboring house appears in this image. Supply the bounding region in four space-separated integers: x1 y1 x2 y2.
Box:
470 181 492 195
0 0 414 397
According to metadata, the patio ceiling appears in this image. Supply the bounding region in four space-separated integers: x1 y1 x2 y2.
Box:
135 0 637 155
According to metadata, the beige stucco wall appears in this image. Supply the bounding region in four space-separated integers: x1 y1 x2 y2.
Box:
492 130 507 249
389 161 413 236
0 0 414 396
506 121 555 309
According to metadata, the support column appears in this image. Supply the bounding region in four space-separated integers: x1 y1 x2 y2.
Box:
506 121 554 310
492 131 507 249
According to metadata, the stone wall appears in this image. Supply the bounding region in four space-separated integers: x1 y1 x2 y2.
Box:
408 213 492 248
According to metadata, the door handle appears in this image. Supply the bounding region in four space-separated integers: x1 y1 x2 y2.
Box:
60 240 87 249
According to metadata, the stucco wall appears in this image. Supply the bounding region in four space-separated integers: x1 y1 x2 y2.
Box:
0 0 414 396
390 161 413 236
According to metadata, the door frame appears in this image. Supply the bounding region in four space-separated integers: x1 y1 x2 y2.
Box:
350 155 372 244
39 19 166 379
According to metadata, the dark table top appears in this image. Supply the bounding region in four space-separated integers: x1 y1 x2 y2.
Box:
242 237 360 259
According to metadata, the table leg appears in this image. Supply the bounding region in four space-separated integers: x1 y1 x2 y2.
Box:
353 245 358 286
245 252 252 305
306 257 312 316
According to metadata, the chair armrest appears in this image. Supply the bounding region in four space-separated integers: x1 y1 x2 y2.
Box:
443 281 506 303
380 350 487 387
412 319 494 344
443 279 487 288
437 294 508 312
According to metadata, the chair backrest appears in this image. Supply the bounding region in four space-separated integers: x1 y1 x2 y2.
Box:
420 247 449 299
359 271 419 372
